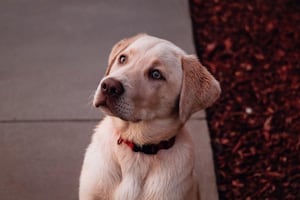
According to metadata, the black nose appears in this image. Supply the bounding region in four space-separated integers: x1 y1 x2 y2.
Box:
101 78 124 97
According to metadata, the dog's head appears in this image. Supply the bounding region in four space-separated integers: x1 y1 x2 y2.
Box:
94 34 220 124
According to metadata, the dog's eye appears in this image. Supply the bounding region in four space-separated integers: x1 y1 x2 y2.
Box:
118 55 127 64
149 69 164 80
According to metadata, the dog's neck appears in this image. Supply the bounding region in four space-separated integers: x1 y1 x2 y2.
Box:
110 116 182 145
117 135 176 155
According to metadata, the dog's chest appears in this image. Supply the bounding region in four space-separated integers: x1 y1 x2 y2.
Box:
112 148 190 200
116 145 155 181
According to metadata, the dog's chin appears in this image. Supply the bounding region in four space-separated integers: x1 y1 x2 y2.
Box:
100 103 142 123
120 116 142 123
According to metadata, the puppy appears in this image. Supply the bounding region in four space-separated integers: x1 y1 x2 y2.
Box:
79 34 221 200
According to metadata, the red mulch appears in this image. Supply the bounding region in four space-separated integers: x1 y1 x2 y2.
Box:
189 0 300 199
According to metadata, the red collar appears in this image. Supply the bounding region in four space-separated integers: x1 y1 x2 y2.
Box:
117 136 176 155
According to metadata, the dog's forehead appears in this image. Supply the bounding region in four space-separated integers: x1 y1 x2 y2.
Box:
129 36 185 57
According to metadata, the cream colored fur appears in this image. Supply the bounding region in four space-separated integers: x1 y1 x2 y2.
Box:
79 34 221 200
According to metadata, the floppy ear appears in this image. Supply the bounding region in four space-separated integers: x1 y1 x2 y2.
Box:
179 55 221 122
105 33 147 75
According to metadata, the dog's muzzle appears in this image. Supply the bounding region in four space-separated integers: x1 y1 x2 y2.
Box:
94 77 124 108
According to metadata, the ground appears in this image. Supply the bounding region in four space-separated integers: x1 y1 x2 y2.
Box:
190 0 300 199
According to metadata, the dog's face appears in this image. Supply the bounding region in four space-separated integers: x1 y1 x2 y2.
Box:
94 34 221 123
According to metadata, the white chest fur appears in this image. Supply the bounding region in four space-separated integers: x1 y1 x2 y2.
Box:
80 117 198 200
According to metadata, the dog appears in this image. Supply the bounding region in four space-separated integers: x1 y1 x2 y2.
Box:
79 34 221 200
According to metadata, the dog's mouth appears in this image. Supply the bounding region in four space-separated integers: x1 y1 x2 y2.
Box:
94 96 116 114
94 96 141 123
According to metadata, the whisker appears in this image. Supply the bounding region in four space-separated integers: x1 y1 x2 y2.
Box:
84 90 96 108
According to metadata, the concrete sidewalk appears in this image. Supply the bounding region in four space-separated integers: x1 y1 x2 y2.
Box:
0 1 218 199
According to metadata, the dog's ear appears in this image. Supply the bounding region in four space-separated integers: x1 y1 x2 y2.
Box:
179 55 221 123
105 33 147 75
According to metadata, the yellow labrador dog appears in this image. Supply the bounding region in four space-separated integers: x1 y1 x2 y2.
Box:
79 34 221 200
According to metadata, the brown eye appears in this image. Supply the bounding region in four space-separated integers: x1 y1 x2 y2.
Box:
118 54 127 64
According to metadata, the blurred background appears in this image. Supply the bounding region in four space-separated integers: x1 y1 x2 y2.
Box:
190 0 299 199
